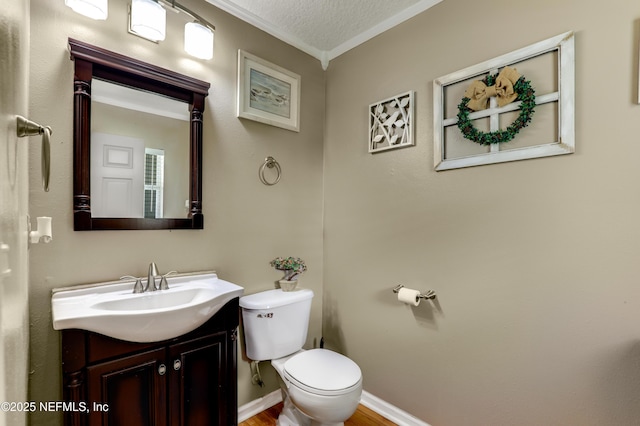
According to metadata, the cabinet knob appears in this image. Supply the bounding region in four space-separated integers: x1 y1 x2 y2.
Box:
173 360 182 371
158 364 166 376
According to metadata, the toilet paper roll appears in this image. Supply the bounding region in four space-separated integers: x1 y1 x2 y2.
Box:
37 217 52 243
397 287 421 306
37 217 52 236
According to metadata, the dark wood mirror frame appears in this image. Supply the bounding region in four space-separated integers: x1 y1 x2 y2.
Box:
69 38 210 231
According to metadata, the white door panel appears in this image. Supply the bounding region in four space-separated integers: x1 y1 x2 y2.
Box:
91 132 145 218
0 1 30 426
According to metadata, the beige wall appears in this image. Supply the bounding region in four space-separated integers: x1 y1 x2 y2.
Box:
324 0 640 425
27 0 324 424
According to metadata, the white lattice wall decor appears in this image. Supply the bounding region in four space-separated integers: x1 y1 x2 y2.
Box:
369 91 414 153
433 32 575 170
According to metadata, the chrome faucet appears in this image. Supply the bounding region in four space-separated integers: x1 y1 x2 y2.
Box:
122 263 176 294
147 262 160 292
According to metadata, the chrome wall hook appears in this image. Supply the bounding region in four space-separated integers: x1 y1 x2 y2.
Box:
259 156 281 186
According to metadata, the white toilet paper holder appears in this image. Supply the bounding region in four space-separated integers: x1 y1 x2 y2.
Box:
393 284 436 300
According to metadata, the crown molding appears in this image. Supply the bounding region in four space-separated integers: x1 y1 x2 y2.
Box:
206 0 442 70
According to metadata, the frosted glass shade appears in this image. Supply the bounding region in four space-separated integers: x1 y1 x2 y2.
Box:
184 22 214 60
130 0 166 42
65 0 108 20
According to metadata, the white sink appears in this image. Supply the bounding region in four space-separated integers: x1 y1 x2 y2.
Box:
51 272 244 342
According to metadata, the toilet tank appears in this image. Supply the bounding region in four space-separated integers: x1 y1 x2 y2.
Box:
240 289 313 361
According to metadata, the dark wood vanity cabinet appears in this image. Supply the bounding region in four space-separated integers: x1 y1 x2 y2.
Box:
61 299 239 426
85 347 167 426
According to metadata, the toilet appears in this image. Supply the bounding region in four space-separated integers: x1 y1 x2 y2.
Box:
240 289 362 426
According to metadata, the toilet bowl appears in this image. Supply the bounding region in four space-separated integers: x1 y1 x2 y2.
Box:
239 289 363 426
272 349 362 426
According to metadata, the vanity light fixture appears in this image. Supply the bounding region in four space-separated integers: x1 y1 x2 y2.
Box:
65 0 108 20
73 0 216 59
129 0 167 42
166 0 216 60
184 21 214 60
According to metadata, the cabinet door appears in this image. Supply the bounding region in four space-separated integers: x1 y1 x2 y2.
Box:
168 333 229 426
87 347 168 426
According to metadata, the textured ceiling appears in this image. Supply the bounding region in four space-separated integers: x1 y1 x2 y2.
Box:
205 0 442 68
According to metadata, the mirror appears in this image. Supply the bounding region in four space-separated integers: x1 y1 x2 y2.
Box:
69 38 210 230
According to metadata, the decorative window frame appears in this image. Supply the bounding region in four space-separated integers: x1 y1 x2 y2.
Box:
369 91 415 153
433 31 575 171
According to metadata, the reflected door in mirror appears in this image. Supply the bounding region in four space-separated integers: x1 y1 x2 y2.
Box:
91 133 144 218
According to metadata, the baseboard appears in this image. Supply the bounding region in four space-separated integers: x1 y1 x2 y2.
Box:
238 390 282 423
237 389 430 426
360 391 431 426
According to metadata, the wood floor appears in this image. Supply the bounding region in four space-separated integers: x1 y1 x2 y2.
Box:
239 402 397 426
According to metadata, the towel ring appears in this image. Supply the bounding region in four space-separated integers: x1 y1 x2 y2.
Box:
259 156 281 186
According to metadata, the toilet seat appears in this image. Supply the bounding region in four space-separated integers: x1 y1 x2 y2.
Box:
283 349 362 396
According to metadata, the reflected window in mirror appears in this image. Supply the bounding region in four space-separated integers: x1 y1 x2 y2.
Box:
144 148 165 219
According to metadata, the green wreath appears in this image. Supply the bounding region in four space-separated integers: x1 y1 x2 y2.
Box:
456 72 536 145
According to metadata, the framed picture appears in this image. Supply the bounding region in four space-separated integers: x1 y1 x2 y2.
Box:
237 50 301 132
433 31 575 171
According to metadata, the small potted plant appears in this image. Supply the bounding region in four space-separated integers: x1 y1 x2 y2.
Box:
270 256 307 291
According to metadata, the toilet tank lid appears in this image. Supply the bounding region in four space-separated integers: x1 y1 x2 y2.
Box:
239 288 313 310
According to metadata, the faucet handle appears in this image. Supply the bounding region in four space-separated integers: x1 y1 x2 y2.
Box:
159 271 177 290
121 275 144 294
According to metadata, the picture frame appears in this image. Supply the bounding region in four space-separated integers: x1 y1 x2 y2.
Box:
433 31 575 171
237 50 301 132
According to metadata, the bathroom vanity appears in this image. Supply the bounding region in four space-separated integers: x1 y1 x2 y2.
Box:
52 272 244 426
60 298 239 426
